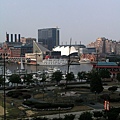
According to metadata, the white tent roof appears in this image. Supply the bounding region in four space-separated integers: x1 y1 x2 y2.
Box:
53 46 77 56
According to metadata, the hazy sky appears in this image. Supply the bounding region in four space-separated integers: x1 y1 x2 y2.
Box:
0 0 120 45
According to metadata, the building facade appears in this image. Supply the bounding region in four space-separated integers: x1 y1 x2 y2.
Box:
38 28 59 50
21 37 36 45
87 37 120 55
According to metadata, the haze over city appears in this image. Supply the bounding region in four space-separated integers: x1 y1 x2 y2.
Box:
0 0 120 45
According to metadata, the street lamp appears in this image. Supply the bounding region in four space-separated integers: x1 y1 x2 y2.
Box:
67 38 72 74
96 49 99 73
58 107 61 118
3 53 6 120
0 52 7 120
35 51 37 75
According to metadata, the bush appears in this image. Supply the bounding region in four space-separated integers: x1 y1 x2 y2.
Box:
109 98 120 102
22 94 31 99
64 114 75 120
52 118 63 120
78 112 93 120
108 86 118 93
75 99 84 103
33 117 49 120
22 100 74 110
22 100 34 107
107 111 119 120
100 94 110 101
6 91 23 98
93 111 103 119
6 90 31 99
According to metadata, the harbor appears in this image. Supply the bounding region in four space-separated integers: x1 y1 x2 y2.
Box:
0 62 93 76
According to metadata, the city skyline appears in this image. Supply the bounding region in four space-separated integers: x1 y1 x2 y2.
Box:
0 0 120 45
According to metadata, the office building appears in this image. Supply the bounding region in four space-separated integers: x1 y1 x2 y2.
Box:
38 28 59 50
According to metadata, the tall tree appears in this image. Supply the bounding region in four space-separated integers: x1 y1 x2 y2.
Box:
9 74 21 87
116 73 120 86
0 75 4 87
99 69 111 79
65 72 75 87
77 71 87 82
90 70 104 94
41 72 47 100
77 72 83 82
51 71 63 85
23 74 34 86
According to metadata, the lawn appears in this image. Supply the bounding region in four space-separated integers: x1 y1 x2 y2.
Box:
0 81 119 119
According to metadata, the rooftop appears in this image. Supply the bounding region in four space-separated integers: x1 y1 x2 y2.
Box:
97 62 117 66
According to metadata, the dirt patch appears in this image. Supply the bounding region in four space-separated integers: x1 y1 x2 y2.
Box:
0 106 4 116
110 102 120 108
18 106 26 110
26 110 36 116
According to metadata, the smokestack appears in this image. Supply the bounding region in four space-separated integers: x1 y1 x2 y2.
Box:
11 34 13 42
18 34 21 42
6 33 9 42
15 34 17 42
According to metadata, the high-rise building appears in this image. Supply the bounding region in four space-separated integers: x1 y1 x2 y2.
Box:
87 37 119 55
38 28 59 50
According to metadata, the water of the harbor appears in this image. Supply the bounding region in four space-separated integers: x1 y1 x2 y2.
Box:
0 63 93 75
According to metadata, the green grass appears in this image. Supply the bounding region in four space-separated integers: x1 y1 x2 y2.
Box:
0 81 119 119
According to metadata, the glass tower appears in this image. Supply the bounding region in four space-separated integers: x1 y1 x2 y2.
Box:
38 28 59 50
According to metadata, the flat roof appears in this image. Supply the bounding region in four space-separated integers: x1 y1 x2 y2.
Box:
97 62 117 66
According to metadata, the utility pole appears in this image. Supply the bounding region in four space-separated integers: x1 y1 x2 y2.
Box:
67 38 72 74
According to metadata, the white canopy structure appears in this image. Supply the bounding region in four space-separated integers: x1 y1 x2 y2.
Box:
53 46 78 56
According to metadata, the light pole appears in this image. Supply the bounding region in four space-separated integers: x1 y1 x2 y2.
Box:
96 49 99 73
3 53 6 120
35 51 37 75
67 38 72 74
58 107 60 118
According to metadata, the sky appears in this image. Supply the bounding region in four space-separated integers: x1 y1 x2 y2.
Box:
0 0 120 46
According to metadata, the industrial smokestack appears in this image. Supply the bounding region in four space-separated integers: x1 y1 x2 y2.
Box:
11 34 13 42
15 34 17 42
18 34 21 42
6 33 9 42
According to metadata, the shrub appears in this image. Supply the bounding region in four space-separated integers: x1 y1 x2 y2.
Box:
100 94 110 101
75 99 84 103
22 100 74 110
78 112 93 120
64 114 75 120
33 117 49 120
109 98 120 102
6 91 23 98
108 86 118 93
52 118 63 120
22 94 31 99
93 111 103 119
